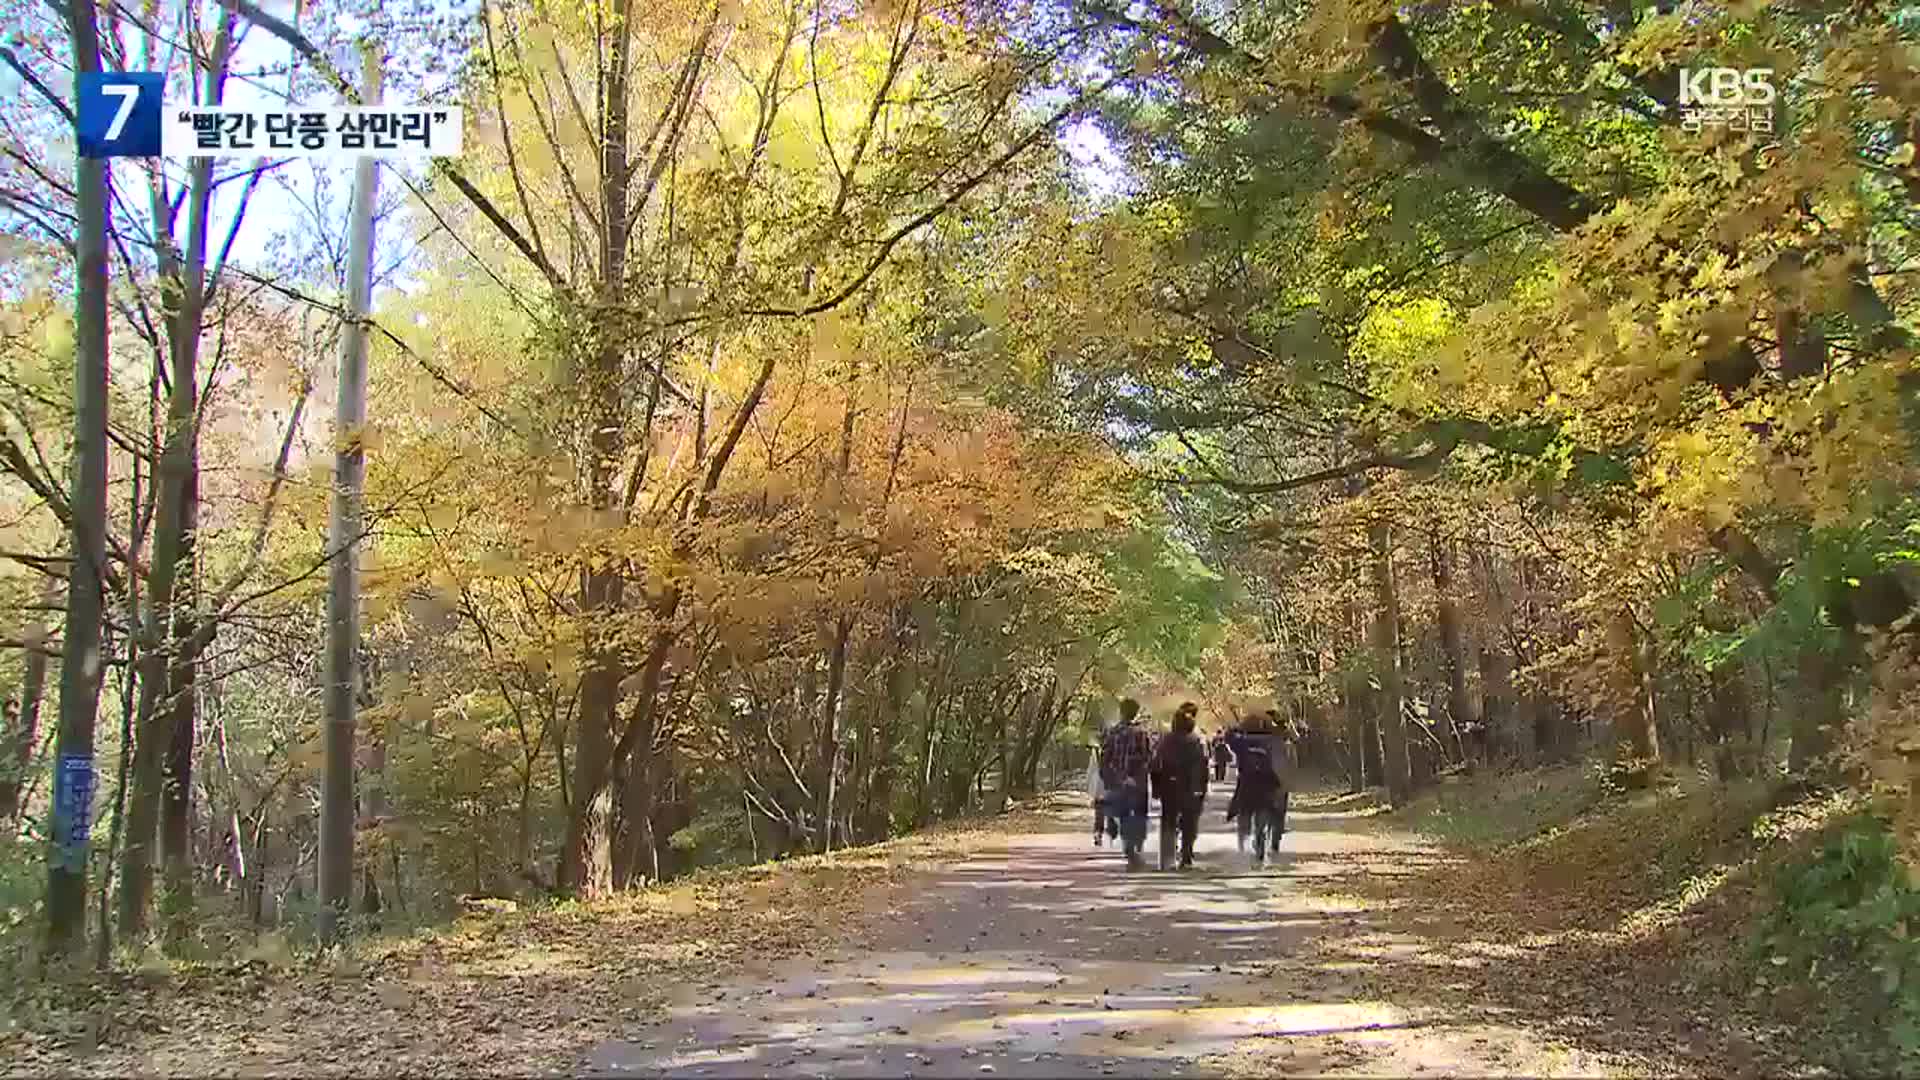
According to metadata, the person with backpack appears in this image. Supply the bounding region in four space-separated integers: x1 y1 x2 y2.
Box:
1099 698 1153 870
1224 712 1288 866
1149 702 1211 871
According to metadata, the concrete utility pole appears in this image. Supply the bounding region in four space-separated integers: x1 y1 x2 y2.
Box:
45 0 113 954
319 42 382 946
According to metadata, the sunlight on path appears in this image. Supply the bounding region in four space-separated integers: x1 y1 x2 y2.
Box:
583 801 1638 1078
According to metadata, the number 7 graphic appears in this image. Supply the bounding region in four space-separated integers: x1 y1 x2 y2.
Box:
78 72 164 158
102 83 141 140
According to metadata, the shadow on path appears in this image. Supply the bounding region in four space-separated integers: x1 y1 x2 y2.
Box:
583 796 1629 1078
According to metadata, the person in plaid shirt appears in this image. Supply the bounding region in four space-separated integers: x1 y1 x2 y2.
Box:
1099 698 1153 870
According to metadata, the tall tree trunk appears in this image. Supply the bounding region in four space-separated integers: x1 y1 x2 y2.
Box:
361 728 384 916
561 0 727 895
1 580 55 820
1429 532 1477 758
96 426 143 965
612 661 682 892
46 0 112 953
1707 658 1749 781
917 685 944 826
1341 571 1369 790
318 47 382 945
611 745 660 889
864 611 910 840
1790 640 1848 776
814 391 859 853
815 618 852 854
558 0 639 895
1013 680 1064 795
117 2 235 944
1367 522 1412 806
1606 608 1660 774
160 464 198 942
560 645 619 895
648 733 692 880
1478 644 1515 760
211 706 247 900
1477 543 1526 763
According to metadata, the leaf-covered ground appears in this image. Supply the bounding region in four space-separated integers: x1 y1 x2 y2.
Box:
0 804 1060 1077
2 784 1845 1077
1312 770 1870 1077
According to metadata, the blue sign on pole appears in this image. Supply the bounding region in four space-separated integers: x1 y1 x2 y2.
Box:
52 754 96 871
76 71 164 159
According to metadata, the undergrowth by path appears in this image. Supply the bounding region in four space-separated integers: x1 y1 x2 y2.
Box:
0 796 1069 1078
1339 767 1879 1076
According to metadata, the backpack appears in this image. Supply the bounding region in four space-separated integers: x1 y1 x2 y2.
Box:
1152 732 1206 803
1240 737 1280 791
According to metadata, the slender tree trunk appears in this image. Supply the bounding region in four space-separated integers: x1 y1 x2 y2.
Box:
1790 641 1847 776
864 612 910 840
94 626 134 968
648 736 690 880
319 48 382 945
159 465 198 942
1367 522 1412 806
560 0 715 895
560 634 619 895
46 0 112 954
1707 658 1749 781
1429 533 1477 758
808 387 863 853
212 708 246 897
117 4 234 943
597 632 675 892
1342 594 1370 791
1606 608 1659 774
1476 544 1525 763
918 693 942 826
611 753 648 888
556 0 648 897
847 688 871 835
1341 680 1369 791
361 732 384 916
815 618 852 853
96 438 145 968
1 579 56 820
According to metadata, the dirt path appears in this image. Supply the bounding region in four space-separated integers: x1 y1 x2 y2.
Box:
582 794 1649 1078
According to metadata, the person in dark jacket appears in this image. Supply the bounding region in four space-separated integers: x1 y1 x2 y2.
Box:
1149 702 1210 870
1210 736 1231 782
1224 713 1288 866
1100 698 1153 870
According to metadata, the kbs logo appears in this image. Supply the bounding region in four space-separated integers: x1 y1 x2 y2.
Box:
1678 68 1776 107
1678 68 1775 135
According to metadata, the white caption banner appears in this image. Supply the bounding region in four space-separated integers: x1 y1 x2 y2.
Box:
161 105 464 158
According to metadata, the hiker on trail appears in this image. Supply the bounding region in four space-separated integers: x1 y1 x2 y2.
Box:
1267 708 1300 836
1088 720 1118 846
1099 697 1153 869
1224 712 1288 866
1149 702 1210 871
1211 734 1231 782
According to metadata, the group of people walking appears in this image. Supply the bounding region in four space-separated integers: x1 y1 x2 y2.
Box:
1087 698 1296 871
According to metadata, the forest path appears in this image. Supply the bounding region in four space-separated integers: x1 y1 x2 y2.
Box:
581 791 1640 1078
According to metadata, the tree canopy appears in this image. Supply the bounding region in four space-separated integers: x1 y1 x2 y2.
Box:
0 2 1915 1028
